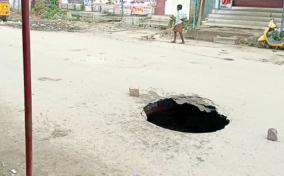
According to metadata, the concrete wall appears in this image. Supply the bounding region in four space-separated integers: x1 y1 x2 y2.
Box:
215 0 219 9
165 0 190 17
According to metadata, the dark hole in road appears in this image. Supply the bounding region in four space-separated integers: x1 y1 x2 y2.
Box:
144 96 230 133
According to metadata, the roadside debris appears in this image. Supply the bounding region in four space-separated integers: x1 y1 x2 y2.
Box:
141 34 155 41
129 88 140 97
10 169 17 174
2 19 83 32
267 128 278 141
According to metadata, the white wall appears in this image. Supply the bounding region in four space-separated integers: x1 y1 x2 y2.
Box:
165 0 190 17
9 0 21 11
215 0 219 9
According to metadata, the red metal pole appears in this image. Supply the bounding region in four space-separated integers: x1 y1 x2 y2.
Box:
21 0 33 175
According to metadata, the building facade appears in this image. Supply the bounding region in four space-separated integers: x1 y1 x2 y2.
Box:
233 0 283 8
215 0 284 9
202 0 284 30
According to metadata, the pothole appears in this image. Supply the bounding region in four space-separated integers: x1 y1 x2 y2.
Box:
143 96 230 133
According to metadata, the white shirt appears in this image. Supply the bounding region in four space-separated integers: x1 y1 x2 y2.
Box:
175 10 187 25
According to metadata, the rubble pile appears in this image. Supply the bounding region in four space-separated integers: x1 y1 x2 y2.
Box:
2 19 84 32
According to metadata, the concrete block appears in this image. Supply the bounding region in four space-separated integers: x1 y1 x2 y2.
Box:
123 17 145 26
214 36 238 45
60 4 68 9
67 4 75 10
75 4 83 11
84 6 92 12
129 88 139 97
267 128 278 141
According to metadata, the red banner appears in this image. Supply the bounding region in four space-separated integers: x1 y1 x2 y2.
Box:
220 0 233 9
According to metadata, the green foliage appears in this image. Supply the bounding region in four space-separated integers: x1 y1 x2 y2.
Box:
32 0 46 16
183 22 193 31
32 0 63 19
44 6 63 19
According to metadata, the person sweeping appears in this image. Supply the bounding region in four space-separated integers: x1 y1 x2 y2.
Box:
171 4 187 44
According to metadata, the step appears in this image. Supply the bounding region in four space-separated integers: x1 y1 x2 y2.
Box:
208 14 282 23
203 21 265 30
213 36 238 45
71 11 105 17
199 24 262 35
231 7 283 13
148 19 170 23
151 15 171 19
147 22 169 27
207 18 281 27
212 9 283 18
146 21 170 27
150 16 171 21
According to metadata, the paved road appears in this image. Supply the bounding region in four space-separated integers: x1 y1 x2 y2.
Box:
1 26 284 176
